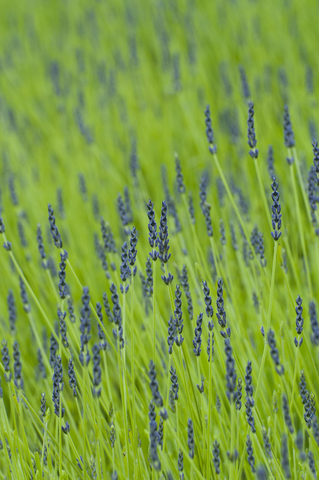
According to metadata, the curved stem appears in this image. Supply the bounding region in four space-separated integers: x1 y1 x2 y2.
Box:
255 241 278 405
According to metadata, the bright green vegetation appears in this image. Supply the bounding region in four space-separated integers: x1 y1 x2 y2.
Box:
0 0 319 478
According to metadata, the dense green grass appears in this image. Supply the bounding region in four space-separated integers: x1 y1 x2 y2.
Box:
0 0 319 478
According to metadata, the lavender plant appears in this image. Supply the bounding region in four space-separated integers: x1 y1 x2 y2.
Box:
0 0 318 479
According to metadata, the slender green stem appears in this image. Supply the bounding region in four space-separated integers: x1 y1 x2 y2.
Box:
163 355 172 453
59 390 62 479
255 241 278 405
290 342 299 410
40 421 48 474
230 402 236 479
206 353 212 478
254 158 272 231
83 365 87 480
46 268 60 303
153 259 156 363
274 409 277 459
122 289 130 477
131 275 137 472
196 356 204 453
235 409 240 478
290 164 312 297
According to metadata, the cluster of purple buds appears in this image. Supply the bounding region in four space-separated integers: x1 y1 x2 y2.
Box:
117 192 129 233
13 341 23 390
170 365 179 401
167 316 175 355
19 276 30 313
216 278 230 338
235 378 242 411
110 284 124 349
58 308 68 348
193 313 203 357
7 290 16 335
79 287 91 366
157 201 171 264
308 166 319 233
247 101 258 159
175 154 185 194
147 200 158 261
283 394 294 433
294 295 304 347
174 285 184 347
102 292 113 323
149 360 163 407
202 281 214 330
1 340 11 382
207 330 214 362
52 355 64 417
268 329 284 375
100 218 117 254
205 105 217 154
36 224 47 268
245 361 256 433
283 105 295 150
68 357 77 397
92 343 102 398
312 140 319 175
270 176 282 241
225 338 237 404
96 302 107 350
310 301 319 345
120 242 130 293
239 65 250 99
48 204 63 248
180 265 193 320
58 250 68 299
128 226 138 277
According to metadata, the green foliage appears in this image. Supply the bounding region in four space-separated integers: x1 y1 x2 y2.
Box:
0 0 318 479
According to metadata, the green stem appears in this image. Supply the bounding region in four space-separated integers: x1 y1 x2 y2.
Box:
153 259 156 363
290 164 312 297
290 342 299 410
131 275 137 474
255 241 278 405
254 158 272 231
83 365 87 480
163 355 172 453
230 402 235 479
46 268 60 303
122 289 130 478
235 409 240 478
206 353 212 478
59 390 62 479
